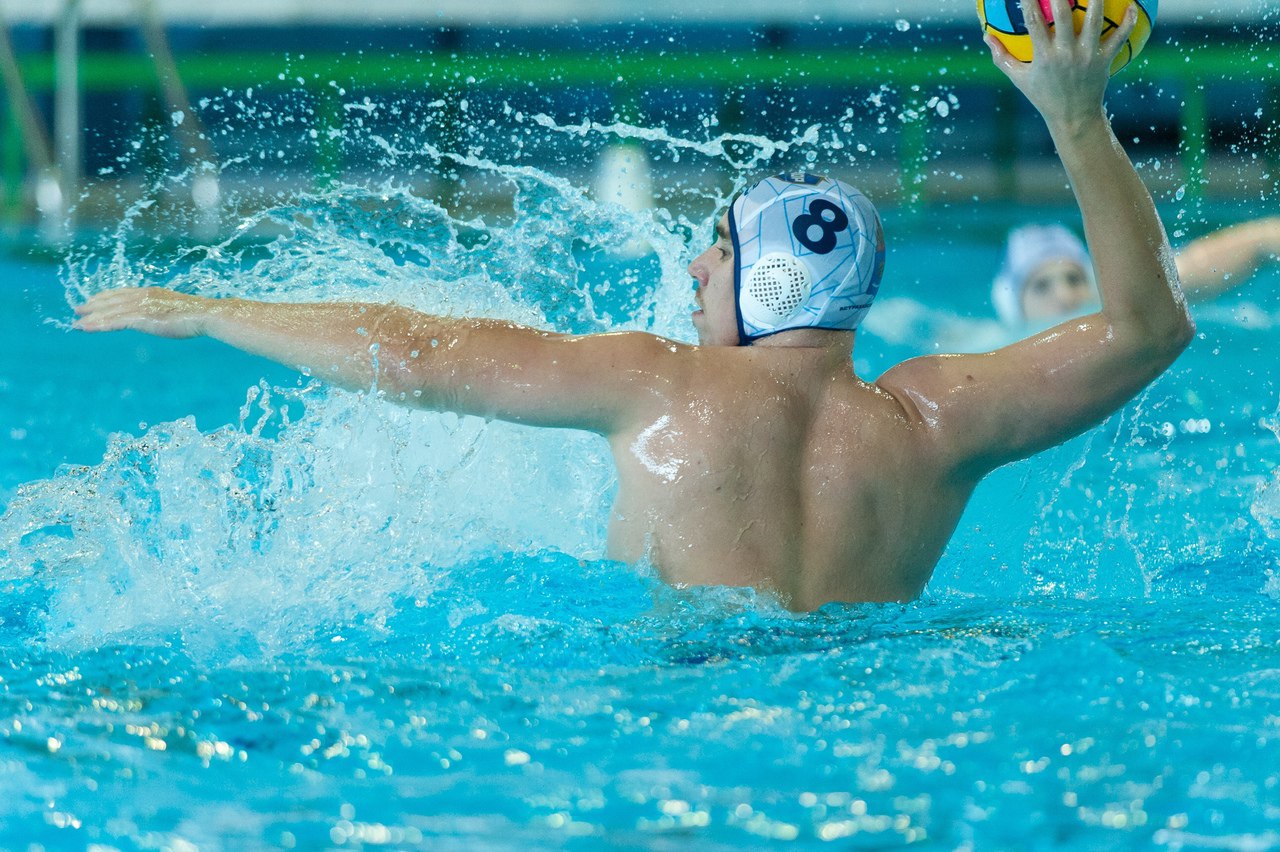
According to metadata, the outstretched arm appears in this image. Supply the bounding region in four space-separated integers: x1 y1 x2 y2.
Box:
1175 216 1280 299
879 0 1193 475
74 288 675 435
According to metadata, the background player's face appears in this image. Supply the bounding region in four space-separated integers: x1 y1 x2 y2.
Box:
688 214 740 346
1021 258 1098 321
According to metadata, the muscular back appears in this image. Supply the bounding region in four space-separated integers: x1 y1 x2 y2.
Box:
605 342 975 609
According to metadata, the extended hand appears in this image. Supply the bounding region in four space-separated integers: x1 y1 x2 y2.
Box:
74 287 212 339
984 0 1137 131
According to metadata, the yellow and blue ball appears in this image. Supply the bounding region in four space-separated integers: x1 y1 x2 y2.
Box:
978 0 1158 75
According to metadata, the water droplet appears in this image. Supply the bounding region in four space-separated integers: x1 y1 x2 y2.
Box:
895 19 911 31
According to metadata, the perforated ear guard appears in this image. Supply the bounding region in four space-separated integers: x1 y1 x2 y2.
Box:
739 253 812 329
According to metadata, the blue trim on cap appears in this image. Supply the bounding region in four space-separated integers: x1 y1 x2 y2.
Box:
728 200 749 347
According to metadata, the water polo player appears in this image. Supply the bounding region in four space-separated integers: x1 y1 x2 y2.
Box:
76 0 1193 610
994 218 1280 325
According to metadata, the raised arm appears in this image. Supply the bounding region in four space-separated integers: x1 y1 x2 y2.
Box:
879 0 1193 476
74 288 674 435
1174 216 1280 299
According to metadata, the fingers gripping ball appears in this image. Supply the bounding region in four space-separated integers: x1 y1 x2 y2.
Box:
978 0 1158 75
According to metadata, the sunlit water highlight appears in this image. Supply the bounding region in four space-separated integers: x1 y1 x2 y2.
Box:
0 77 1278 849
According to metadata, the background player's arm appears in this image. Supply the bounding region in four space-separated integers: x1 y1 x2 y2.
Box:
879 0 1193 476
74 288 675 435
1174 216 1280 299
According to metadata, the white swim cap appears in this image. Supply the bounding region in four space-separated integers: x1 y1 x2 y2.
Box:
991 224 1094 326
729 173 885 345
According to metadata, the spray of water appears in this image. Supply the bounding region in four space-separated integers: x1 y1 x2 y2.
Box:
6 83 904 656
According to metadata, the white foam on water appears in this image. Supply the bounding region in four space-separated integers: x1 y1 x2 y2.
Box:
10 85 916 656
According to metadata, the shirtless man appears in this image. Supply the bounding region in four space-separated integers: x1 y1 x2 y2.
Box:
74 1 1193 611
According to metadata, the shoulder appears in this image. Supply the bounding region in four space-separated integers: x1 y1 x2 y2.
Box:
425 328 700 436
560 329 690 365
873 353 972 422
871 353 995 479
566 331 717 431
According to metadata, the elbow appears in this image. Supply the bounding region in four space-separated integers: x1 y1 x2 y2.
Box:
1158 298 1196 360
1172 310 1196 355
367 307 445 404
375 317 479 413
1112 304 1194 370
376 346 450 409
1149 311 1195 367
1148 267 1197 357
1168 269 1196 353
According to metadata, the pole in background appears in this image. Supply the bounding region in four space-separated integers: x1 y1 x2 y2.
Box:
0 1 59 237
593 143 655 258
137 0 221 240
49 0 82 244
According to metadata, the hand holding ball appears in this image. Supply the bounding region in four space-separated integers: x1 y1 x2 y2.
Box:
978 0 1157 75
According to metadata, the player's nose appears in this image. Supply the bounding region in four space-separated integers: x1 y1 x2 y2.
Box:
1058 284 1086 308
687 254 709 287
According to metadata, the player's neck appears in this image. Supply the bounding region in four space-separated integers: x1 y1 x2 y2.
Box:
752 328 854 354
750 329 856 377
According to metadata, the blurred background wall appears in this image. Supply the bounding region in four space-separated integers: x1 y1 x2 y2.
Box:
5 0 1272 25
1 0 1277 240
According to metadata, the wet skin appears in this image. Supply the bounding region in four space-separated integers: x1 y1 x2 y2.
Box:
74 0 1192 609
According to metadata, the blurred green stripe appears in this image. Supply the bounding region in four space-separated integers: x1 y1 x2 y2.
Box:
14 45 1277 92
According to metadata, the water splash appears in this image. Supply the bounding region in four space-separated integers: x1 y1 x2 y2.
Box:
1252 400 1280 542
10 82 881 657
529 113 821 173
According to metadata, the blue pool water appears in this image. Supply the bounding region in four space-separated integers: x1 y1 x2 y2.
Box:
2 94 1280 848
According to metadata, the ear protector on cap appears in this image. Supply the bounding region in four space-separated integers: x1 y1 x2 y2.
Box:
740 252 813 329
